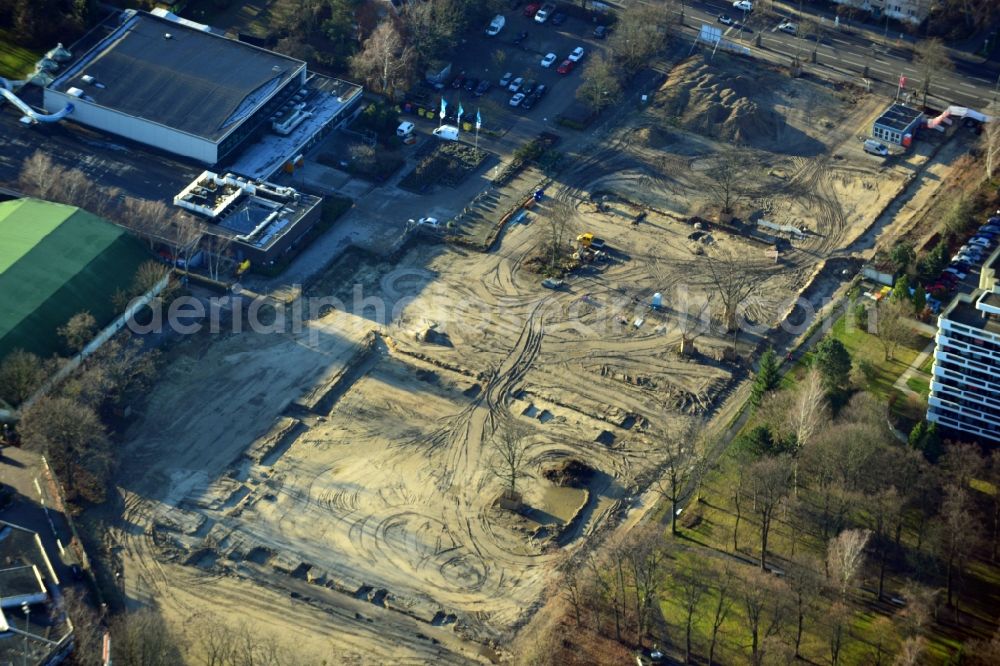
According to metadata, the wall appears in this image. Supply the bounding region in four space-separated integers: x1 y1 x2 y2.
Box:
42 89 218 163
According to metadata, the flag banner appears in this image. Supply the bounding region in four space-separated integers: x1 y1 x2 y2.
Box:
899 75 906 88
457 102 464 124
476 109 482 129
440 97 447 119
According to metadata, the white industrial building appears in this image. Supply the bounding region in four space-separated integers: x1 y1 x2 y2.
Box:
927 247 1000 443
43 10 361 168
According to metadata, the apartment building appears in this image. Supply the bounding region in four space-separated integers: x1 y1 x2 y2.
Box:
829 0 932 25
927 247 1000 443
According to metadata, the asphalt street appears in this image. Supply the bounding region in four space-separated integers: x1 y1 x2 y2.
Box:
679 0 1000 110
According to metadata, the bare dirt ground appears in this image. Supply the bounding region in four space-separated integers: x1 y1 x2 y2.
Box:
101 52 956 664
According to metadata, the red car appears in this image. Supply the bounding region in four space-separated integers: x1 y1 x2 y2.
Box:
524 3 541 17
556 59 575 74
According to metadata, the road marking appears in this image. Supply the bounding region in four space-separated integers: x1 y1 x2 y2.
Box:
958 82 978 89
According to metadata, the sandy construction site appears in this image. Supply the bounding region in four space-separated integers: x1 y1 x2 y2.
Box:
104 53 934 662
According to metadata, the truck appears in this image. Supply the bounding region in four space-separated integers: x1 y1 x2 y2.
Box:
576 233 606 250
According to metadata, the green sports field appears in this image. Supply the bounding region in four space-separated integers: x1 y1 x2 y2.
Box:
0 199 150 359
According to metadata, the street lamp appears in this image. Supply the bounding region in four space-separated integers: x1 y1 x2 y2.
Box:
22 602 30 666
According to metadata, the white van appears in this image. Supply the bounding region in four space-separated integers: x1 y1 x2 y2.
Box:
863 139 889 157
396 121 414 138
486 15 505 35
433 125 460 141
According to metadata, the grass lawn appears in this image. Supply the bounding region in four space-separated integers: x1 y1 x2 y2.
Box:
780 310 931 422
0 28 41 79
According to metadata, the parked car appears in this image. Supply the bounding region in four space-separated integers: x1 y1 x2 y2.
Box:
951 261 971 272
778 21 797 34
541 278 565 289
718 14 734 25
521 94 537 110
486 15 506 36
551 12 567 25
451 74 466 89
944 267 967 280
509 92 526 107
593 25 609 39
522 80 536 95
541 52 557 67
512 30 529 45
568 46 585 62
971 236 994 247
987 215 1000 226
508 76 524 92
464 77 478 92
523 2 541 17
499 72 513 87
474 80 491 96
863 139 889 157
733 0 753 10
535 2 556 23
980 224 1000 234
534 83 548 98
556 59 575 74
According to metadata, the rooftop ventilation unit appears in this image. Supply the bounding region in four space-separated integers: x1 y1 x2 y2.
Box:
164 33 173 39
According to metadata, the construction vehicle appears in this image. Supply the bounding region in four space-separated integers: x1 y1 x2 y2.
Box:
576 233 606 250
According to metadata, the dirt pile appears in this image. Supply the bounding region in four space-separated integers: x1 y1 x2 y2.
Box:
655 55 780 144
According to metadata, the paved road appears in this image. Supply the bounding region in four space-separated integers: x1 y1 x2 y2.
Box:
674 0 1000 109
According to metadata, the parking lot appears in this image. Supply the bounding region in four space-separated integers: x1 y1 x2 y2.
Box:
436 6 607 128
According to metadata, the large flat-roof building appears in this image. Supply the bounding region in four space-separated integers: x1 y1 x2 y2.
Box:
927 247 1000 443
43 10 362 169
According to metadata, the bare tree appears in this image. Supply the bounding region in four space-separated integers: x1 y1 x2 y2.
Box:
191 614 289 666
740 569 789 666
870 297 916 361
982 111 1000 180
0 349 46 406
577 54 622 112
58 310 98 354
350 20 415 98
914 38 953 106
988 450 1000 562
18 150 59 199
866 485 903 600
626 527 668 644
488 421 531 501
785 555 822 659
205 234 234 282
653 420 697 535
749 455 791 571
18 396 110 502
563 565 585 627
936 484 981 612
788 367 826 495
675 566 706 664
703 247 763 333
869 616 899 666
543 201 572 273
941 442 985 490
608 4 667 75
110 606 184 666
707 563 735 666
827 528 871 599
827 602 852 666
706 153 750 218
893 637 927 666
166 212 205 275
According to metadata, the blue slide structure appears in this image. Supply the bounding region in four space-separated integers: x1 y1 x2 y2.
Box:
0 77 73 123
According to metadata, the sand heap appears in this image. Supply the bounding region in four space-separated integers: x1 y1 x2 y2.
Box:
655 55 779 144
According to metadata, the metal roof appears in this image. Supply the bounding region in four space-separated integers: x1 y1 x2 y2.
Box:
49 11 304 142
873 104 923 132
